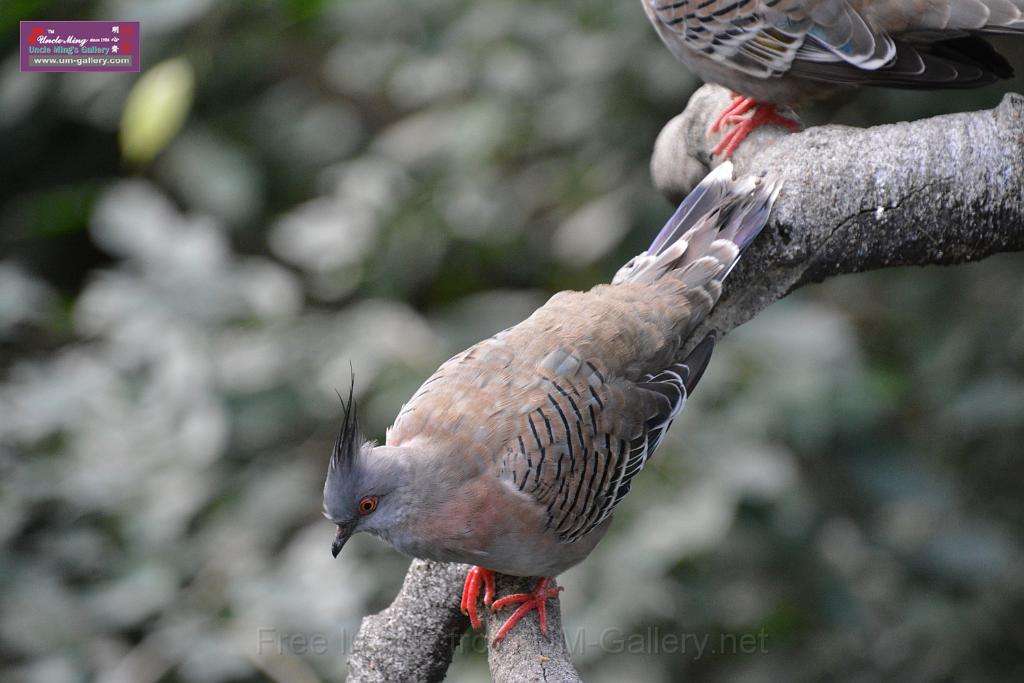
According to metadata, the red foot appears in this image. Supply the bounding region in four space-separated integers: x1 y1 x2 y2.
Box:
710 94 756 134
460 566 496 629
710 95 801 158
490 577 563 645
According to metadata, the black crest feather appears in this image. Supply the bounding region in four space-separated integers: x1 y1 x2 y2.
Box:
329 373 362 474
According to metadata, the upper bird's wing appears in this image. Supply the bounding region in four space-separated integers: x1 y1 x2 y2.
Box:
789 0 1024 87
644 0 896 79
645 0 1022 87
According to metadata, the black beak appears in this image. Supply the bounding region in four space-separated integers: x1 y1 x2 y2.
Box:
331 524 350 558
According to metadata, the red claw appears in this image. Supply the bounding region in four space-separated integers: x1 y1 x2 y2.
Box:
490 577 563 645
710 94 801 158
460 566 496 629
461 568 563 644
710 94 757 134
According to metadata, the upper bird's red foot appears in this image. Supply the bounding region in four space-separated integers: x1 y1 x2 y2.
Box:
710 94 801 158
710 94 757 134
460 565 496 629
490 577 563 645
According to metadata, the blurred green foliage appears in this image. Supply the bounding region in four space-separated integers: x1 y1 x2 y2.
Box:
2 2 1024 682
120 57 195 165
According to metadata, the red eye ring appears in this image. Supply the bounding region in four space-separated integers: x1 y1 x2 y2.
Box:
357 496 378 515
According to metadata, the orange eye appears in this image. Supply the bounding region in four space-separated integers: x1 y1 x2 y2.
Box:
357 496 378 515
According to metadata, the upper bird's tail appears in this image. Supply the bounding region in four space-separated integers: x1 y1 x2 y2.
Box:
612 162 781 319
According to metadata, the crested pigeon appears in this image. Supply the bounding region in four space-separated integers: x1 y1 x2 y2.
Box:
642 0 1024 156
323 162 781 643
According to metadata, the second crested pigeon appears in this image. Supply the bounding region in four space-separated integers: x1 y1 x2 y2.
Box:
641 0 1024 156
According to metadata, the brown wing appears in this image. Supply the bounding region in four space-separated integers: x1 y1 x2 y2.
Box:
388 279 701 448
646 0 1019 87
387 328 521 453
499 337 716 544
644 0 895 79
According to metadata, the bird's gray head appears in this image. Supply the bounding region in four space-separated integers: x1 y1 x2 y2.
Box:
321 383 415 558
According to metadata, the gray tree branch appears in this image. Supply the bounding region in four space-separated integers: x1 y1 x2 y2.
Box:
657 84 1024 354
347 560 469 683
347 563 578 683
482 575 580 683
346 86 1024 682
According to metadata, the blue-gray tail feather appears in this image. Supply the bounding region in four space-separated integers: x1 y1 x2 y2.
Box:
612 162 781 288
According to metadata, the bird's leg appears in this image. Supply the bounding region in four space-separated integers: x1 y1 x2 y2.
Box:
710 94 801 158
490 577 563 645
710 93 757 134
460 565 496 629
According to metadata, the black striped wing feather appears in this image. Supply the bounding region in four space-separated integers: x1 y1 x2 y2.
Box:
646 0 1018 88
501 342 712 544
646 0 807 78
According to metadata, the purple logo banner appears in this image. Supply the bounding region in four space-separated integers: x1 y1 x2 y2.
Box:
20 21 140 73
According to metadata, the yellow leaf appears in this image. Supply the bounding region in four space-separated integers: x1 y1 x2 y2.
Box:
120 57 195 165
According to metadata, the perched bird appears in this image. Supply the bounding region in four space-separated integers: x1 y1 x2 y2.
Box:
642 0 1024 156
323 162 781 643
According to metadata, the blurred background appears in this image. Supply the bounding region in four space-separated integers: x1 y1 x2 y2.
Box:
2 1 1024 681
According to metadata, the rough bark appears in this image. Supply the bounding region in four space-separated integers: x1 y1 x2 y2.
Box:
347 87 1024 681
654 85 1024 355
347 560 469 683
482 575 580 683
346 564 578 683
